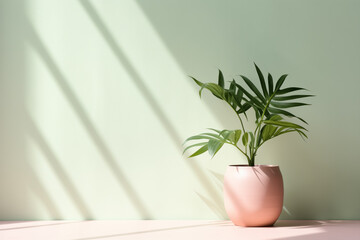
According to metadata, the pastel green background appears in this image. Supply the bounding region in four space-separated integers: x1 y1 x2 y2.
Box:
0 0 359 220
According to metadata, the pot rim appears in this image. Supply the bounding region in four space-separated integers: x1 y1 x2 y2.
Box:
228 164 279 168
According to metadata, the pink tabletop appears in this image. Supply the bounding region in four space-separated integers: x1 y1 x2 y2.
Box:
0 220 359 240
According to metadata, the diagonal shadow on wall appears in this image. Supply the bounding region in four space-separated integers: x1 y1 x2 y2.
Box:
25 22 152 219
79 0 225 218
0 0 68 220
195 192 226 219
26 114 94 219
25 165 63 219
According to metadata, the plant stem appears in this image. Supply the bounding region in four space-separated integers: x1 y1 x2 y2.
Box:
237 114 246 133
254 93 276 147
253 140 265 159
233 144 251 164
248 93 277 166
250 154 255 166
226 102 246 133
226 103 252 164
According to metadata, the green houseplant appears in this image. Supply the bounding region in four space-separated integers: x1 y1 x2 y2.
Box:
183 63 312 227
183 63 312 166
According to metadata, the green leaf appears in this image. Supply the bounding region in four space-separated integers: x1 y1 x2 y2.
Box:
183 142 208 154
261 125 277 141
208 139 224 158
229 80 236 93
268 114 283 121
297 130 308 139
242 132 249 146
235 82 265 109
189 144 209 157
235 84 244 103
275 74 288 91
270 102 310 109
223 91 232 104
201 133 222 139
240 75 266 104
219 130 233 141
187 67 312 162
190 76 204 87
268 107 308 124
190 76 225 99
207 128 221 134
273 94 314 101
296 117 308 125
263 120 307 131
257 127 263 146
237 102 252 114
268 125 278 139
254 63 268 98
199 83 224 99
234 130 242 144
275 129 295 137
274 127 287 136
262 115 283 140
231 93 241 109
268 107 296 117
277 87 307 95
233 86 249 112
249 132 255 148
268 73 274 96
231 97 237 110
274 128 308 139
218 69 224 88
184 134 217 143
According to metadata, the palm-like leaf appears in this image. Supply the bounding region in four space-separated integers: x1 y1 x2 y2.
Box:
189 76 252 117
273 94 314 101
263 120 307 131
184 128 244 158
189 145 209 157
185 64 312 166
235 65 312 126
218 69 224 88
240 75 266 104
270 102 310 109
208 139 224 157
242 132 249 146
267 73 274 95
255 63 268 98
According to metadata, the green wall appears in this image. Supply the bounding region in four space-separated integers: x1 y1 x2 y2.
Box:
0 0 359 220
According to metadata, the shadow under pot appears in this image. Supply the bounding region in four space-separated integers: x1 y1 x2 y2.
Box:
224 165 284 227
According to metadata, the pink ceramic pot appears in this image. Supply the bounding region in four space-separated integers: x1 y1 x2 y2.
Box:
224 165 283 227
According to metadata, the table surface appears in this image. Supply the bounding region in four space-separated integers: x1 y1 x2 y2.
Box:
0 220 359 240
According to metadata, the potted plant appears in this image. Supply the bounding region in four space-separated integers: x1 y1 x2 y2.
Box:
183 63 312 227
